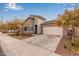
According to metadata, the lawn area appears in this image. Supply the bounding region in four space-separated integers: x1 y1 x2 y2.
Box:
55 36 79 56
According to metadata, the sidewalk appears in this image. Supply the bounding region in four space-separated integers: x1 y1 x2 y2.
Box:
0 32 60 56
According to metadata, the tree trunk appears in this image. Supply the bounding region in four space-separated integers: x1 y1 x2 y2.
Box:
71 27 75 42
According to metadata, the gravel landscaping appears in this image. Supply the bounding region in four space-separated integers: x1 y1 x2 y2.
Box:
55 36 79 56
13 35 33 40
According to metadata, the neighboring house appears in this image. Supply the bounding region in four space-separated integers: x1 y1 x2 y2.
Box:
21 15 46 34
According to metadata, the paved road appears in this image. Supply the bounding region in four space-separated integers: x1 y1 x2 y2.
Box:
0 32 60 56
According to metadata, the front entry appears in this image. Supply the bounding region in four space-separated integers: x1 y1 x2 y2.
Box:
35 25 37 34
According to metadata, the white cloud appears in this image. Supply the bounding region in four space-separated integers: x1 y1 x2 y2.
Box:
62 4 76 11
69 7 74 10
70 4 76 6
62 4 76 7
63 7 74 11
4 3 23 11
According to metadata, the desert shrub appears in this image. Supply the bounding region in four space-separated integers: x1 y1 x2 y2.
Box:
65 37 79 52
15 31 21 36
64 42 72 50
8 33 15 36
71 37 79 47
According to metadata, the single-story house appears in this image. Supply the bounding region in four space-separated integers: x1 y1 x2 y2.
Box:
22 15 63 36
21 15 46 34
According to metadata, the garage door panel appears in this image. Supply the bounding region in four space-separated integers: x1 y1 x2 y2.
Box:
43 27 63 36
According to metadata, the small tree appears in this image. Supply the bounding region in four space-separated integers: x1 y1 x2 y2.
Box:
0 21 7 31
56 9 79 42
6 18 23 35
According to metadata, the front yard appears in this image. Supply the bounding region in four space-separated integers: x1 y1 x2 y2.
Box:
1 30 33 40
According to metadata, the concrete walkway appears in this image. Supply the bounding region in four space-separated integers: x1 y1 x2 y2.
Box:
0 32 60 56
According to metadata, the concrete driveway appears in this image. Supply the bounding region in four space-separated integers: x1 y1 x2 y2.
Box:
0 32 60 56
23 34 62 52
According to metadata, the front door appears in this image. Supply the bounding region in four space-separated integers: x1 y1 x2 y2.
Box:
35 25 37 34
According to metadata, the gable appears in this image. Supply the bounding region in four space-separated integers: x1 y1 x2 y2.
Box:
22 15 46 26
22 18 33 27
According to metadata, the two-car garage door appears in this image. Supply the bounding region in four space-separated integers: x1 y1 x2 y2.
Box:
43 27 63 36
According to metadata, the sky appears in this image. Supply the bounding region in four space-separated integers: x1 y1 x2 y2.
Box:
0 3 78 21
